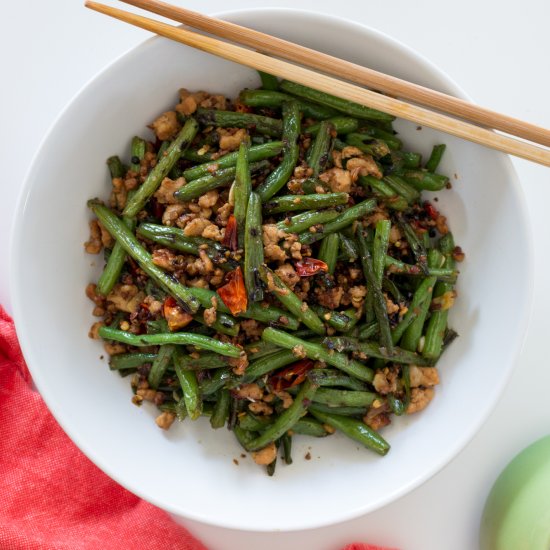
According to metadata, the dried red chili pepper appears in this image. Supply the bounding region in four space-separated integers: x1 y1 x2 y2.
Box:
163 296 193 331
294 257 329 277
222 214 239 251
423 201 440 221
269 359 315 391
217 266 248 315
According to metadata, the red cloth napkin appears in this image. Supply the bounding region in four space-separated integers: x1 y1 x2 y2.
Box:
0 305 395 550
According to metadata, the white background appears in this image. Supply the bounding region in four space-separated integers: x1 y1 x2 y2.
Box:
2 1 550 549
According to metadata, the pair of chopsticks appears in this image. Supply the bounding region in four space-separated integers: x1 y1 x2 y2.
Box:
85 0 550 167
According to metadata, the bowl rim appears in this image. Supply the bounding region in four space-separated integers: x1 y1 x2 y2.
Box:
10 6 535 531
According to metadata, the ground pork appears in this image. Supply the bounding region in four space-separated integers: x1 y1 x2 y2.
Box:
406 387 435 414
154 177 185 204
251 442 277 465
275 264 300 289
150 111 181 141
319 167 352 193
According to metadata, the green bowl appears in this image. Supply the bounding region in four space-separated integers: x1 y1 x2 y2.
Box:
480 435 550 549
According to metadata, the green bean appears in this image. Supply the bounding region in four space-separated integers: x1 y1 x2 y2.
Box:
238 89 338 119
244 192 264 302
98 325 241 357
174 160 270 202
348 321 379 341
175 353 230 370
98 137 146 293
391 276 437 345
130 136 147 173
148 344 175 389
373 219 391 285
397 214 429 274
312 388 378 408
182 141 282 181
96 216 136 296
357 175 408 211
306 117 359 136
402 169 449 191
233 425 258 451
279 80 394 123
185 286 300 329
181 148 214 164
263 192 349 214
258 70 279 90
106 155 125 179
383 175 421 204
266 448 278 476
308 403 366 417
88 201 200 313
387 393 406 416
173 349 202 420
384 256 457 282
123 119 198 217
277 209 340 234
390 150 423 169
200 368 234 396
344 134 391 159
306 120 334 177
239 413 271 431
310 305 358 333
210 388 231 429
300 177 331 194
245 340 281 360
256 101 301 201
136 225 226 253
309 406 390 456
109 352 157 371
136 223 237 271
422 234 457 359
400 252 440 352
338 232 359 261
246 379 318 451
234 142 252 249
260 267 326 335
355 126 403 150
195 108 283 137
425 144 446 172
193 311 240 337
357 230 394 354
262 328 374 383
323 337 434 365
299 198 377 245
290 417 330 437
156 140 170 160
239 349 298 384
318 233 340 275
308 369 369 391
280 433 292 465
245 329 315 361
382 276 404 304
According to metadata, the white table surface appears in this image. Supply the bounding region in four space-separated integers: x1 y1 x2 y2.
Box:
3 1 549 548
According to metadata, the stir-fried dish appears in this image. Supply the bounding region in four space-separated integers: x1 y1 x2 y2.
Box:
85 73 463 474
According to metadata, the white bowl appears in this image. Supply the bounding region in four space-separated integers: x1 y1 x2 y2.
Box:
10 8 533 532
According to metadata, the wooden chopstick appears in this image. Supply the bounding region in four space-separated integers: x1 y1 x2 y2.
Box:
84 1 550 167
120 0 550 150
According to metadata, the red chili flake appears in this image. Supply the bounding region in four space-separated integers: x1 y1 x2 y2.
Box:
163 296 193 331
269 359 315 391
222 214 239 251
295 257 329 277
423 201 440 221
217 266 248 316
